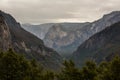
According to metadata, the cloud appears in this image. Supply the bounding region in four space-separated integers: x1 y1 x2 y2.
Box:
0 0 120 24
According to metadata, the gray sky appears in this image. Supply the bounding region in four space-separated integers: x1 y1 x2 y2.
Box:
0 0 120 24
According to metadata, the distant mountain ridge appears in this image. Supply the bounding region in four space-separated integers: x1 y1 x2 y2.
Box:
22 22 90 57
21 11 120 58
22 23 54 39
0 10 62 70
43 11 120 57
72 21 120 67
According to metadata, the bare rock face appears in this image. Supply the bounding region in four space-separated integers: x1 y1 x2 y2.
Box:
0 11 62 70
0 15 11 51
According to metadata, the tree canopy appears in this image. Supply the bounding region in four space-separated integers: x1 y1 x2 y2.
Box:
0 49 120 80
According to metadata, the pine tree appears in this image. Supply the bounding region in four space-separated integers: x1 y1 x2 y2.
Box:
29 59 44 80
57 60 82 80
0 49 30 80
0 49 44 80
81 61 98 80
43 71 54 80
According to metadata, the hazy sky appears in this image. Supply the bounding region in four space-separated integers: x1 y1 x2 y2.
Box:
0 0 120 24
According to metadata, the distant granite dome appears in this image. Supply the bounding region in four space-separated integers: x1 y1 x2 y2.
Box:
0 10 62 70
43 23 89 56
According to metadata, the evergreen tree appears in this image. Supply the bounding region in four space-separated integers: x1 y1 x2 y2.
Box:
28 59 44 80
81 61 98 80
43 71 54 80
0 49 30 80
57 60 82 80
100 56 120 80
0 49 44 80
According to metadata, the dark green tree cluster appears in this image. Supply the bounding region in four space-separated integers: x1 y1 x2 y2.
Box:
0 49 54 80
57 56 120 80
0 49 120 80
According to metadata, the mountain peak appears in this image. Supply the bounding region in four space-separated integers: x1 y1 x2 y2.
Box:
109 11 120 15
103 11 120 19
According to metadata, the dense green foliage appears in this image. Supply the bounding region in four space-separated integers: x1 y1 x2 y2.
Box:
0 49 54 80
0 49 120 80
57 56 120 80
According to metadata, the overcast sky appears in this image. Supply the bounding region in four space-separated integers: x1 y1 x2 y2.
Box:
0 0 120 24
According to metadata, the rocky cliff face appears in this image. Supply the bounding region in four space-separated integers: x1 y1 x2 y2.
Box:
44 11 120 57
72 22 120 67
0 11 62 70
0 14 12 51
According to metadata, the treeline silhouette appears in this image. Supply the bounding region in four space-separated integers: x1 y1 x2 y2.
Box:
0 49 120 80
